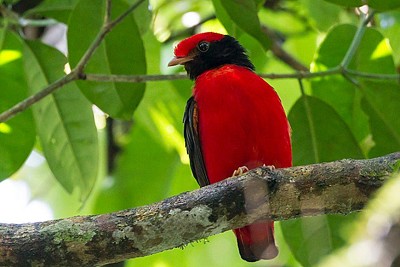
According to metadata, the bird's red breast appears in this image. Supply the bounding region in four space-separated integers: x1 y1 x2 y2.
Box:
194 64 292 184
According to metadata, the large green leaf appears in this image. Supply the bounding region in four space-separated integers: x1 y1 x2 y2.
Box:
378 11 400 65
211 0 243 36
25 0 80 24
288 95 363 165
94 122 193 212
281 214 357 266
361 80 400 157
281 95 363 266
312 24 394 73
68 0 146 120
323 0 400 10
311 25 396 156
301 0 343 32
124 0 151 35
367 0 400 10
212 0 271 50
23 40 98 201
311 24 395 143
322 0 363 7
94 32 194 211
0 30 35 180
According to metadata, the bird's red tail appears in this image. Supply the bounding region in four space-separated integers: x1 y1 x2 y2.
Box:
233 221 278 262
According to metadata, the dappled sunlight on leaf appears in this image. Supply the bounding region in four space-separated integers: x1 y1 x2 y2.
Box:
149 107 189 164
0 50 21 65
370 39 392 60
0 123 11 134
0 30 35 180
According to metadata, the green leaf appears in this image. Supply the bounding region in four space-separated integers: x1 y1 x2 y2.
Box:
361 80 400 157
323 0 400 10
213 0 271 50
211 0 242 36
288 95 364 165
94 32 194 211
368 0 400 10
281 214 357 266
25 0 79 24
323 0 363 7
94 122 193 212
368 0 400 11
23 40 98 201
312 24 397 154
0 0 19 5
283 95 363 265
123 0 151 35
301 0 343 32
313 24 394 73
378 12 400 65
68 0 146 120
0 30 35 180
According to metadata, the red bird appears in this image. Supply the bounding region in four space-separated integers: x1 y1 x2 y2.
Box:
168 32 292 262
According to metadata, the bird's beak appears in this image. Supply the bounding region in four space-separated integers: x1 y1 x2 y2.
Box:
168 56 194 67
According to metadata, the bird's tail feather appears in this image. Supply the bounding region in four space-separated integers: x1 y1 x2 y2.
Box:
234 221 278 262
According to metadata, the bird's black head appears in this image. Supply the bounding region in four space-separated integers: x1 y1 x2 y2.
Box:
168 32 255 80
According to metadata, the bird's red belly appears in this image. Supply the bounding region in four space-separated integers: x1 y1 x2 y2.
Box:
194 65 292 184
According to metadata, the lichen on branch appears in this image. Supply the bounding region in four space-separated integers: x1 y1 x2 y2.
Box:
0 153 399 266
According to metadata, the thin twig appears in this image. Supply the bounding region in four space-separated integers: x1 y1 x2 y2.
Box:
0 73 77 122
340 11 375 69
346 69 400 80
1 68 399 123
83 69 340 83
105 0 112 24
107 0 145 29
84 73 188 82
18 18 58 27
83 68 400 83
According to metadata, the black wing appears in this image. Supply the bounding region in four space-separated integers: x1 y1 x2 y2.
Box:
183 96 209 187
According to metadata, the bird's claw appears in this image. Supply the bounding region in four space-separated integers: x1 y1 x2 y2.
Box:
262 164 276 171
232 166 249 177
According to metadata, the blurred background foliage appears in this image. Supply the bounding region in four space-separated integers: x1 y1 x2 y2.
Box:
0 0 400 266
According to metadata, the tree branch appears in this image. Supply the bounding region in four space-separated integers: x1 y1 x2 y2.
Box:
0 72 77 123
1 68 399 124
83 68 399 82
1 6 399 124
1 153 399 266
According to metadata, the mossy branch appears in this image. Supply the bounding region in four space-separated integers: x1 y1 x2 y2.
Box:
0 153 399 266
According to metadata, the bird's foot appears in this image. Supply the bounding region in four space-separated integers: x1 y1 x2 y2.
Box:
262 164 276 171
232 166 249 177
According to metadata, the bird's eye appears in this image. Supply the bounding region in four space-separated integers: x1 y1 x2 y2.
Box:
197 41 210 53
